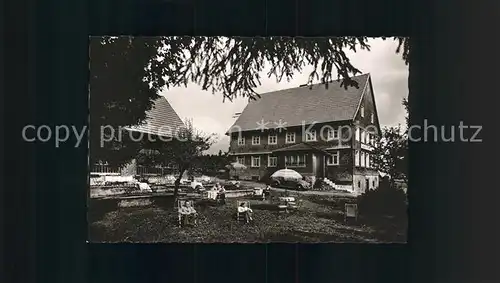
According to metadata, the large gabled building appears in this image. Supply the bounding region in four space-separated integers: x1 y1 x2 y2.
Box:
226 73 381 194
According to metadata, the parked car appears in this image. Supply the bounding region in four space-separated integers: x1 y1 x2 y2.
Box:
267 176 311 191
190 180 205 192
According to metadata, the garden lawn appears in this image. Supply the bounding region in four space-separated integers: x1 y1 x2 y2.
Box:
88 195 407 243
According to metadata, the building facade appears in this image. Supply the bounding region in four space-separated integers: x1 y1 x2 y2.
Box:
226 74 381 195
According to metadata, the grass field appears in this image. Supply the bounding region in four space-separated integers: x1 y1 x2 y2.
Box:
88 193 407 243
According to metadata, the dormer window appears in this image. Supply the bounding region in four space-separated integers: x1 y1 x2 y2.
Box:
268 134 277 145
371 113 374 123
237 136 245 146
327 128 339 140
360 106 365 117
252 136 261 145
305 130 317 142
285 132 296 144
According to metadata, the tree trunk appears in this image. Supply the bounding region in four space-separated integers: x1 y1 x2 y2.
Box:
173 168 187 208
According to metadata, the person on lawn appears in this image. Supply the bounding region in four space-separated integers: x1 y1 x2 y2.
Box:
212 182 221 191
179 201 197 226
179 202 190 226
217 186 226 205
263 185 271 200
237 202 253 223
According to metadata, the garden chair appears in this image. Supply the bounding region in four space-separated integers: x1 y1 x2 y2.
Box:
253 187 265 200
178 200 197 227
287 198 303 211
268 191 287 212
277 200 289 213
236 200 252 222
344 203 358 222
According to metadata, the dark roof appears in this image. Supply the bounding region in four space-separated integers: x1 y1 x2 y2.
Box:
272 142 331 155
227 74 370 133
125 96 185 137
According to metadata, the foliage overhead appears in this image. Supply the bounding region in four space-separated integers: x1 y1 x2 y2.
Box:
89 36 410 168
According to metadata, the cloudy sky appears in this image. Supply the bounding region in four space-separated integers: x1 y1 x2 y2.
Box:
161 38 409 154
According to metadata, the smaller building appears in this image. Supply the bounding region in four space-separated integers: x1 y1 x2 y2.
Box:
90 96 185 177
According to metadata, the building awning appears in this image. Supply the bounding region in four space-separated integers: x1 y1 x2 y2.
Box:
272 142 331 155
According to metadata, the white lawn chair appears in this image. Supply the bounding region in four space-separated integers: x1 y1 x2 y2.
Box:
253 187 265 200
236 200 251 222
344 203 358 222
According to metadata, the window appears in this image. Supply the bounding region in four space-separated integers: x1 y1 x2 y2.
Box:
237 156 245 165
268 134 277 145
372 180 375 187
355 150 360 166
366 153 370 168
355 128 360 141
360 106 365 117
285 155 306 167
268 156 277 167
305 130 317 141
327 128 339 140
252 136 261 145
360 152 365 167
358 181 361 188
371 113 374 123
361 130 365 144
327 151 339 165
251 156 261 167
297 155 305 166
285 132 296 143
237 137 245 146
366 133 370 144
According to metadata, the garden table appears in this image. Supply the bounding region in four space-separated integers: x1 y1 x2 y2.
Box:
278 197 295 202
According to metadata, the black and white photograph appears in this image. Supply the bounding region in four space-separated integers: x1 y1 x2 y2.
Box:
87 36 409 243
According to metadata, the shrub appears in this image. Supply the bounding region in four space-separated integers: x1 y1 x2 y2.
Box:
357 177 407 219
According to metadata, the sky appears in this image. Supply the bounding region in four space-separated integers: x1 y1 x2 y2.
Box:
161 38 409 154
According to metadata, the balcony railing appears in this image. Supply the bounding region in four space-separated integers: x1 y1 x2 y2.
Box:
91 164 121 174
230 139 352 153
360 143 374 151
229 143 283 153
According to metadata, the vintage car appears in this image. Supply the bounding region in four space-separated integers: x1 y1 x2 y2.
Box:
267 176 311 191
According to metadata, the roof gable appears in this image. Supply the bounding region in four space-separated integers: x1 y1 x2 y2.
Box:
125 96 185 137
227 74 370 133
351 75 382 133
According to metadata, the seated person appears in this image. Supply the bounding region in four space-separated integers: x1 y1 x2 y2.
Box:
179 201 197 225
237 202 253 223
